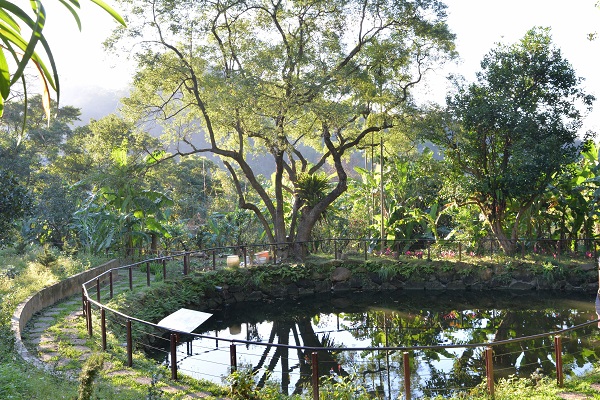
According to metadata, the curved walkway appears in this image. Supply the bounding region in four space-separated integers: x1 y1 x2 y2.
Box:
13 259 228 399
20 292 221 399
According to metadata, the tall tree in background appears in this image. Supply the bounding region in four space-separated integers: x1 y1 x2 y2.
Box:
111 0 456 259
426 28 594 254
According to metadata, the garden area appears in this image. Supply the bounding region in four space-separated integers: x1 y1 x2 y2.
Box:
2 0 600 398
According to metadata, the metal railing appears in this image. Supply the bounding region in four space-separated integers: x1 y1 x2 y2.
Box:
117 237 600 264
81 240 600 399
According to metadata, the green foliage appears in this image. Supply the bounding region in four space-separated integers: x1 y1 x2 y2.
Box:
250 263 310 287
114 0 456 255
296 173 331 212
0 169 31 244
35 244 58 267
377 262 400 281
77 353 104 400
319 375 370 400
426 27 595 254
225 367 299 400
351 150 446 242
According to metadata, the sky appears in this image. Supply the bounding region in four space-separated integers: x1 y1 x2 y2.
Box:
43 0 600 131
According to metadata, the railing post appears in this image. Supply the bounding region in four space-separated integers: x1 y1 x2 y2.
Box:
96 277 101 302
242 246 247 267
212 250 216 270
86 300 93 337
146 262 151 286
458 242 462 262
126 319 133 367
334 240 338 260
162 259 167 280
109 270 113 299
427 240 431 261
485 346 494 398
170 333 178 380
311 352 319 400
128 266 133 291
364 240 368 261
183 254 189 275
82 287 86 317
101 308 107 351
230 344 237 372
403 351 411 400
555 335 564 387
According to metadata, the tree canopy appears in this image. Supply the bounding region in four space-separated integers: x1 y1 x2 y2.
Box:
112 0 456 258
425 27 595 254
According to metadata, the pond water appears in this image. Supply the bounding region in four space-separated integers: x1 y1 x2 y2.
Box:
150 290 600 398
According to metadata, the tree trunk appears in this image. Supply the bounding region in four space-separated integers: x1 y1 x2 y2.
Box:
489 219 516 255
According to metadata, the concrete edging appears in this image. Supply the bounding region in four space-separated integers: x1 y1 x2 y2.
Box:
11 259 119 372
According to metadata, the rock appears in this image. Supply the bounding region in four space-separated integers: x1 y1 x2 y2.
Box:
381 282 398 290
425 279 446 290
286 283 299 296
446 280 466 290
314 280 331 293
350 277 364 289
331 267 352 282
508 280 536 290
436 271 455 284
369 272 383 285
332 281 351 292
246 291 265 301
404 281 426 290
361 280 381 291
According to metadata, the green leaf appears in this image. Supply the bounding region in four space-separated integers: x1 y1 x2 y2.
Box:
10 0 45 87
89 0 126 26
0 49 10 99
57 0 82 30
0 7 21 33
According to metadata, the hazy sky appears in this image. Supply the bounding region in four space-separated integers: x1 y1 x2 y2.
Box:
43 0 600 131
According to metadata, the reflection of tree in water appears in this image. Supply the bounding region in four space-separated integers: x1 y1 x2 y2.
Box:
491 308 600 380
249 317 349 395
334 305 600 398
196 292 600 398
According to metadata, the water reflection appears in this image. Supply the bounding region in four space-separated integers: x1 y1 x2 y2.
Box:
149 291 600 398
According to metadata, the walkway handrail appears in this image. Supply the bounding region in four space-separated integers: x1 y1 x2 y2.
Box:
80 240 600 398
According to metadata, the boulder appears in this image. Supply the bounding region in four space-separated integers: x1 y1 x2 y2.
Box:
331 267 352 282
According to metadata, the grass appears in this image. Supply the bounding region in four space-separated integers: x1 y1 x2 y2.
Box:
0 246 104 400
2 244 600 399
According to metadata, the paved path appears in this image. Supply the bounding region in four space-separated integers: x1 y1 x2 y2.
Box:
20 270 225 399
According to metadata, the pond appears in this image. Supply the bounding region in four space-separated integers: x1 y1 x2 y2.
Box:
149 290 600 398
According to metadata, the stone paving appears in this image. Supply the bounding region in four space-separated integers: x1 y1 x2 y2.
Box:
20 272 225 399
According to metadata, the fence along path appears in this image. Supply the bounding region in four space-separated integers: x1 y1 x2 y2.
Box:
21 264 222 399
76 248 600 400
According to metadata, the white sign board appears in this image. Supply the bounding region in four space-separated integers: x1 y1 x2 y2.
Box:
157 308 213 333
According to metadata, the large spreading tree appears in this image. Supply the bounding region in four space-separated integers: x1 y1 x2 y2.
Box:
426 28 595 254
111 0 456 258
